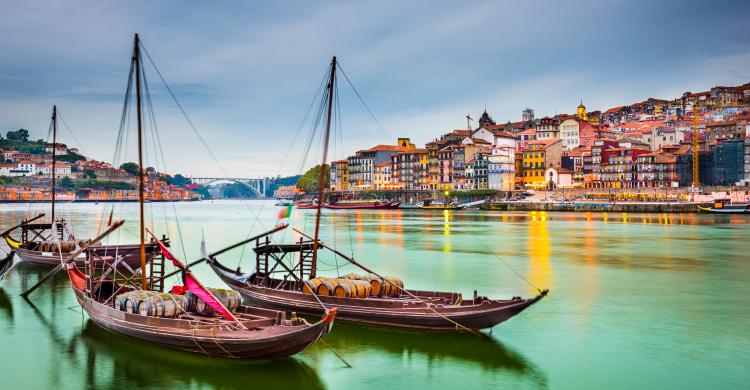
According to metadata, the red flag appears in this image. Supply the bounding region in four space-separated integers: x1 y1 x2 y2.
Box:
184 273 243 325
148 231 245 328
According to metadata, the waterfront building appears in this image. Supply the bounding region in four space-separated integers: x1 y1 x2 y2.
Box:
373 162 392 190
536 117 560 140
488 132 516 191
470 149 490 189
587 139 620 188
544 167 572 189
560 118 581 150
522 139 562 189
36 163 72 177
636 152 678 188
438 145 455 189
329 159 349 191
391 148 428 190
600 147 651 188
425 141 441 190
347 144 404 190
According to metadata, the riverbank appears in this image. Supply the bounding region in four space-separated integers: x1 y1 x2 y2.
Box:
482 201 709 213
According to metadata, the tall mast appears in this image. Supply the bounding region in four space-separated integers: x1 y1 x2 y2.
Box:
51 105 57 224
310 56 336 279
134 33 147 289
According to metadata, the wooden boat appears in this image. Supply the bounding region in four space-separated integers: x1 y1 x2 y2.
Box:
294 200 319 209
697 201 750 214
68 257 333 359
1 106 160 270
61 34 335 360
324 199 401 209
210 57 548 331
420 199 464 210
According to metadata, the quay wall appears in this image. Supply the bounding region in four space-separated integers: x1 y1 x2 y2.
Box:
483 202 708 213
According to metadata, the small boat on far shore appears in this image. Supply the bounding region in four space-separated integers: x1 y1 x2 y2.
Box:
275 199 294 207
697 201 750 214
420 199 464 210
324 199 400 210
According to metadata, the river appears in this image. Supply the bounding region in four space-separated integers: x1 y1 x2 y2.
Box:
0 200 747 389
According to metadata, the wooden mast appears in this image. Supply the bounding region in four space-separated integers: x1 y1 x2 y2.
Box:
310 56 336 279
51 105 57 224
133 33 147 289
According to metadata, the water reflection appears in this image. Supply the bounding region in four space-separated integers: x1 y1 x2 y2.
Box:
527 212 552 293
81 322 326 389
322 323 547 386
0 288 13 322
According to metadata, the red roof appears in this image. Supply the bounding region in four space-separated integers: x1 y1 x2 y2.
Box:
527 139 560 146
366 145 406 152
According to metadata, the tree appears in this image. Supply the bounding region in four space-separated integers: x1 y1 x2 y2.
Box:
58 176 75 189
6 129 29 142
84 168 97 179
120 162 140 176
166 173 189 187
296 164 329 192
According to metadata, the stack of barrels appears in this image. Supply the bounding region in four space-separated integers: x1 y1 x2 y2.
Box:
33 241 75 253
303 273 403 298
186 288 241 315
115 291 186 318
115 288 240 318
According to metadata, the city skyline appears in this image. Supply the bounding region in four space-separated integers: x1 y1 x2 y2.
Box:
1 0 748 177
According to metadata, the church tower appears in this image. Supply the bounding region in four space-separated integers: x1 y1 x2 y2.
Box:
576 100 588 121
478 109 495 128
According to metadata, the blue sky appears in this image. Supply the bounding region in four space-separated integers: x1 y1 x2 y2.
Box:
1 0 748 177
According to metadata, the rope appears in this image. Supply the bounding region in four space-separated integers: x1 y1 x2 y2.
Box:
470 236 543 293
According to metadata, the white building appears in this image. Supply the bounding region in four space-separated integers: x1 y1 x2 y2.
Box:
36 163 72 177
559 118 581 151
0 161 35 177
45 144 68 155
488 132 516 191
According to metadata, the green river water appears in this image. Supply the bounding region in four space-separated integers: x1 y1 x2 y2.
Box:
0 200 747 389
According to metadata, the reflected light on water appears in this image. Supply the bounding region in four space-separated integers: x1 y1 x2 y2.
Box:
527 212 551 293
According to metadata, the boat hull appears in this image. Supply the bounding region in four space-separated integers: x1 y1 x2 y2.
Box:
324 201 401 210
210 263 545 331
16 242 158 268
75 290 332 359
697 205 750 214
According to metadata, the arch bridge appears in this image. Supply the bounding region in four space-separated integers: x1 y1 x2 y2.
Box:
191 177 267 198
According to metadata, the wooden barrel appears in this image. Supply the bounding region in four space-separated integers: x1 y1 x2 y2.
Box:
116 291 158 314
371 276 403 297
189 288 241 315
343 273 363 280
383 276 404 297
316 278 337 296
303 278 324 295
350 279 372 298
142 293 187 318
333 278 372 298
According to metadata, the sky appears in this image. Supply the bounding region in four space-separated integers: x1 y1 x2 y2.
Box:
1 0 748 177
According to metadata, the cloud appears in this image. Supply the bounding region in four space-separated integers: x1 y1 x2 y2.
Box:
0 0 748 177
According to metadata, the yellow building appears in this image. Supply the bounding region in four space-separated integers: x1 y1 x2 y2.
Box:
330 160 349 191
522 139 562 189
